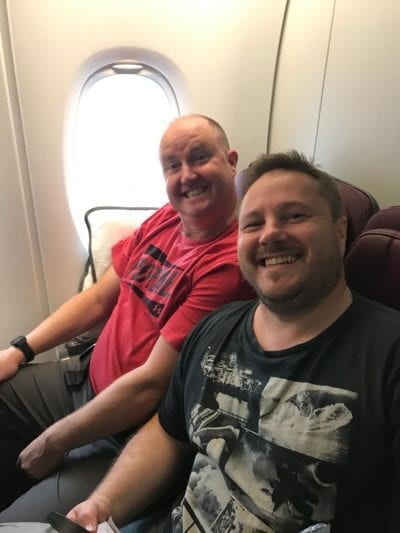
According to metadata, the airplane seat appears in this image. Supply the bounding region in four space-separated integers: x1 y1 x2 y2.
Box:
333 177 380 252
65 206 157 357
362 205 400 231
344 213 400 310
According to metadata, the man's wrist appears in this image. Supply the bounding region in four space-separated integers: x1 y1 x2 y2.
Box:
8 346 26 367
10 335 35 363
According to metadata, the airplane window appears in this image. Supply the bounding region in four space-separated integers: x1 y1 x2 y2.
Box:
68 62 179 243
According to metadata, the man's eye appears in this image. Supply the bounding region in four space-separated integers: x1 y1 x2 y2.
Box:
285 212 307 222
165 161 180 172
240 221 263 231
191 150 210 164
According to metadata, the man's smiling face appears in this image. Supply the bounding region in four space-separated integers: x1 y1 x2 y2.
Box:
238 169 347 316
160 116 238 230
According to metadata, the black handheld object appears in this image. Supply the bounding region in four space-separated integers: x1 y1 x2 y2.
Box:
47 511 90 533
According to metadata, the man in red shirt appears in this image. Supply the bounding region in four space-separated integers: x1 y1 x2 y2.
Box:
0 114 254 521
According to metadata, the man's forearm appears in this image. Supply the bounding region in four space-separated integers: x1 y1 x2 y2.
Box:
47 336 179 451
0 289 112 379
13 265 119 358
89 415 193 525
26 285 117 356
49 367 164 451
19 335 179 481
18 364 168 480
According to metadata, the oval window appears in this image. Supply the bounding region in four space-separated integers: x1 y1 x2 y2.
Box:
68 62 179 242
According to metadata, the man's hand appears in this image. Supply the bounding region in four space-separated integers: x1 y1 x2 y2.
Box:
0 347 25 382
17 426 67 479
67 495 112 532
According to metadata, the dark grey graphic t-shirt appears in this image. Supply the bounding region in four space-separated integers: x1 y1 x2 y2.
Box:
159 295 400 532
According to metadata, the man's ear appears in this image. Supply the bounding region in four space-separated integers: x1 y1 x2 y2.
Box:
227 149 239 169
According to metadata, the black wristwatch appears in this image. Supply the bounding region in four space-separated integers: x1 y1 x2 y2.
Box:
10 335 35 363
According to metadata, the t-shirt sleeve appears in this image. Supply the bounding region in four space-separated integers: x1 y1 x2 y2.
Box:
159 300 249 443
160 262 253 350
111 229 141 278
111 206 168 277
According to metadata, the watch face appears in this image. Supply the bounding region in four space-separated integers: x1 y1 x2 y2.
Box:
11 335 26 347
47 511 89 533
10 335 35 361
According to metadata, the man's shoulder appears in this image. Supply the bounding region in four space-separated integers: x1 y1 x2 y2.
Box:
193 298 257 333
352 291 400 331
117 203 179 252
353 291 400 317
133 203 181 241
179 299 257 361
142 203 179 227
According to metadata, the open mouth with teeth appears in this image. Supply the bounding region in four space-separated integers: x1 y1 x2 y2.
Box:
263 255 298 267
183 186 208 198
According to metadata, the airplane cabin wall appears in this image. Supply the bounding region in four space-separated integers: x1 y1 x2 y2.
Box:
0 0 287 354
270 0 400 208
0 0 399 356
0 2 49 356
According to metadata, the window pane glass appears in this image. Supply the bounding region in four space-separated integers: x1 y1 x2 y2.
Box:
69 67 179 243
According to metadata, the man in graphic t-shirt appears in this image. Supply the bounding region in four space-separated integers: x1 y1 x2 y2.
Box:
69 151 400 532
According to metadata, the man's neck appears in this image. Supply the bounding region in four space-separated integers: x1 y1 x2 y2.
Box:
253 283 353 352
182 208 237 241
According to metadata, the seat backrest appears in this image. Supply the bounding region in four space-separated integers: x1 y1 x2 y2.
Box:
65 205 157 357
363 205 400 232
82 205 157 287
344 227 400 311
334 177 380 251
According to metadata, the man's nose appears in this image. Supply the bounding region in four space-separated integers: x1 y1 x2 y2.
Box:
259 219 287 245
180 162 197 182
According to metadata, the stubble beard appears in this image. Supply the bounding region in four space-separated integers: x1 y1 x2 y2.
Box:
244 250 343 318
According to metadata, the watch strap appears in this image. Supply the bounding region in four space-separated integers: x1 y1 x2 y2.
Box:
10 335 35 363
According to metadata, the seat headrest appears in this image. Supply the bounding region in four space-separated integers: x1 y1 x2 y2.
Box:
344 228 400 310
334 178 379 251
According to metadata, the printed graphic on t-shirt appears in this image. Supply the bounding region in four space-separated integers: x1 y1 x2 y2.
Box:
181 350 357 532
127 245 184 317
